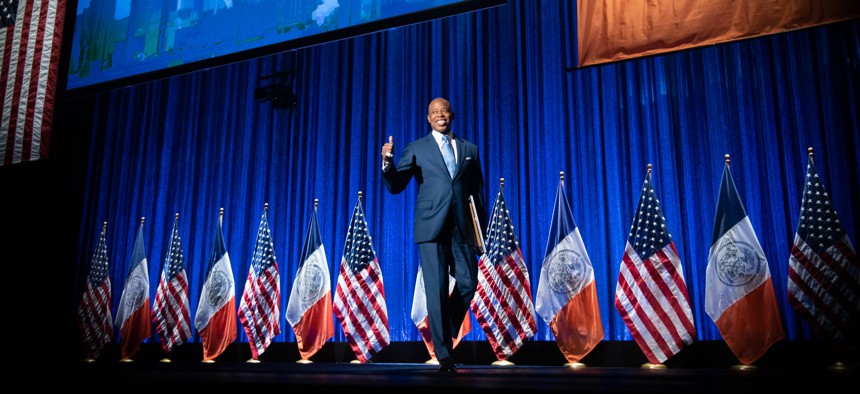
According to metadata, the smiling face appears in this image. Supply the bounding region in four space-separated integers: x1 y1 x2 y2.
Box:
427 98 454 133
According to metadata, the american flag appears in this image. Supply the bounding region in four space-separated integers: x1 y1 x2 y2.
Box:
470 188 537 361
787 152 860 346
1 0 65 166
151 215 192 354
333 196 390 363
77 223 113 359
614 168 696 364
238 207 281 360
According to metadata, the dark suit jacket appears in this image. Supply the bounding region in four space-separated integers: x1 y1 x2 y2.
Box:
382 133 487 250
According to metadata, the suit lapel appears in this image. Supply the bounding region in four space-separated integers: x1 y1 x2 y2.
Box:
453 135 465 179
423 133 464 179
421 134 448 175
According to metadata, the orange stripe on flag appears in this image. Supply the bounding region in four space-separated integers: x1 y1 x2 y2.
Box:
715 279 785 365
294 291 334 361
418 313 471 361
199 298 237 362
549 281 604 363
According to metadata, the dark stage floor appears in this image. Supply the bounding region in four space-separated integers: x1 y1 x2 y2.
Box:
61 341 859 393
68 360 858 393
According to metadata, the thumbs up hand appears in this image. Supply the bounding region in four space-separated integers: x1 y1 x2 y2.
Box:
382 135 395 162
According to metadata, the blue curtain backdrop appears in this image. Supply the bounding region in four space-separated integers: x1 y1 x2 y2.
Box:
71 1 859 352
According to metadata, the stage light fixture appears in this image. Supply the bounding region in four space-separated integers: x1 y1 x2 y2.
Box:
254 72 297 110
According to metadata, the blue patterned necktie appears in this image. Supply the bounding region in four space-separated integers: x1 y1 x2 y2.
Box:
441 135 456 178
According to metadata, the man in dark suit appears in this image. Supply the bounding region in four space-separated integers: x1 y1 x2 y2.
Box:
381 97 486 373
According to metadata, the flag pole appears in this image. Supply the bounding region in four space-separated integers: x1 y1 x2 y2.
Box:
84 221 109 364
203 208 225 364
809 146 849 372
83 221 109 363
160 213 180 364
246 204 268 364
639 165 669 370
120 217 146 363
296 199 318 365
350 191 366 365
558 171 587 370
488 179 517 367
725 154 761 371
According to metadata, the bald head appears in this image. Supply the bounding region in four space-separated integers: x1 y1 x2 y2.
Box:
427 97 454 133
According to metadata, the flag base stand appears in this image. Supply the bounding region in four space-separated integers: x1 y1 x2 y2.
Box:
246 358 260 363
641 363 666 369
565 362 586 369
119 358 134 363
159 358 172 363
83 358 96 363
491 360 515 366
730 364 757 370
296 359 313 364
201 359 215 364
425 359 439 365
829 361 851 371
349 359 364 364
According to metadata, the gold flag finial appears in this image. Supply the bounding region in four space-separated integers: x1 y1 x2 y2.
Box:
725 154 730 166
140 216 145 225
647 163 652 174
264 202 269 211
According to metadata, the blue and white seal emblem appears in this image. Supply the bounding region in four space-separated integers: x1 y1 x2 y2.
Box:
124 274 147 310
546 248 586 294
714 241 762 287
299 258 325 302
206 269 231 306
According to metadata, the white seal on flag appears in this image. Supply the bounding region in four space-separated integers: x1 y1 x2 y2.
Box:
298 258 325 302
714 241 762 287
125 274 147 310
546 248 585 294
206 270 230 306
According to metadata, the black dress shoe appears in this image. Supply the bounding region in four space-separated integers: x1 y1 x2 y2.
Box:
438 358 457 373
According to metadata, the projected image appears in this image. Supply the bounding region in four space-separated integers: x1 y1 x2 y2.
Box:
67 0 490 91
